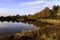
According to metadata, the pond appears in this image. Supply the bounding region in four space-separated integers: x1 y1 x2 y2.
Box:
0 21 36 34
0 20 54 35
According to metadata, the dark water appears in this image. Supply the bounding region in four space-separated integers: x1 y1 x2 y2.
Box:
0 21 36 34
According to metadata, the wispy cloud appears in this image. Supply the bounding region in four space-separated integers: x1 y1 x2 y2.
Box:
0 8 16 16
43 0 60 9
0 8 8 13
19 0 60 6
0 0 60 16
20 0 44 6
18 0 60 14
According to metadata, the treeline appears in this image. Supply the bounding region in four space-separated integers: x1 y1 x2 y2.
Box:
27 5 60 19
0 15 28 21
0 5 60 21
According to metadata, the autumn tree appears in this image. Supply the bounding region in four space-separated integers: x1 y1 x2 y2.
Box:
52 5 58 18
34 7 52 19
56 5 60 18
24 15 28 21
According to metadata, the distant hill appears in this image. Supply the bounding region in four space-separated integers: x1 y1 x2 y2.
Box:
34 7 52 19
28 5 60 19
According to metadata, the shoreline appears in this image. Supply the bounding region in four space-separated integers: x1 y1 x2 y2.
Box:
0 24 60 40
0 19 60 40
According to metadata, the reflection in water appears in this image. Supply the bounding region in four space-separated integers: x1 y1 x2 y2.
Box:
0 20 19 23
0 20 54 35
21 21 54 28
0 20 55 40
0 21 36 34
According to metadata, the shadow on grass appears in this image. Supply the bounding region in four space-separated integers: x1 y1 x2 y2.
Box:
15 36 33 40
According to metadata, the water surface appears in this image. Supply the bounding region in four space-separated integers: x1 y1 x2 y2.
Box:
0 21 36 34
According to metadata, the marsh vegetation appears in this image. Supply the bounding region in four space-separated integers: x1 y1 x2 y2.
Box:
0 5 60 40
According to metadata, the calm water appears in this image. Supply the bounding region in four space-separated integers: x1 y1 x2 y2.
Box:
0 21 36 34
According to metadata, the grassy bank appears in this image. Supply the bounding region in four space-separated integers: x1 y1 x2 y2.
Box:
0 24 60 40
14 24 60 40
37 19 60 24
0 19 60 40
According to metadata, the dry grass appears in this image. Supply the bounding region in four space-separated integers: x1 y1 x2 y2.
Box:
0 20 60 40
14 24 60 40
37 19 60 24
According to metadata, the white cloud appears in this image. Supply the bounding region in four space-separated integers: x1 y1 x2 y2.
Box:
0 8 9 16
19 0 59 8
20 1 44 6
0 8 16 16
21 0 60 14
0 8 8 13
0 8 25 16
1 0 59 15
43 0 60 9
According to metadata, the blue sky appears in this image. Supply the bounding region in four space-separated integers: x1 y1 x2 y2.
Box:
0 0 60 16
